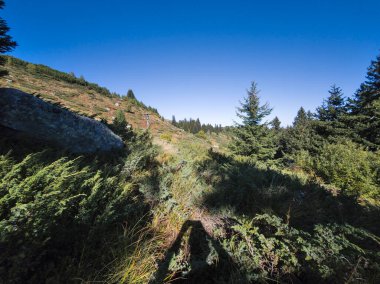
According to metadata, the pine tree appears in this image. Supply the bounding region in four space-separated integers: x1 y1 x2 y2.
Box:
171 115 177 126
316 85 346 121
271 116 281 131
126 89 136 100
112 110 132 140
346 54 380 149
279 107 323 157
230 82 276 161
0 0 17 77
314 85 350 141
293 107 308 127
236 82 272 126
195 118 201 133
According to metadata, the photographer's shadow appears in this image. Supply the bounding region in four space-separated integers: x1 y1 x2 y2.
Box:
150 220 243 283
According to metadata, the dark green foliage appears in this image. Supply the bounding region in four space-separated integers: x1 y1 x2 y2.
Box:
279 122 324 159
217 60 380 281
122 89 160 115
230 82 277 162
198 151 380 282
224 214 380 283
270 116 281 131
296 140 380 201
346 54 380 149
0 1 16 54
111 109 133 140
172 116 223 134
293 107 309 127
126 89 136 99
316 85 346 122
313 85 352 142
0 1 17 76
236 82 272 126
0 127 158 283
114 109 127 129
230 124 277 162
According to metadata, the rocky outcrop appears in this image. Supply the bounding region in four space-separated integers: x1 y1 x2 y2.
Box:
0 88 124 153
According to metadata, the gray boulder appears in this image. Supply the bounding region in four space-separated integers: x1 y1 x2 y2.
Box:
0 88 124 153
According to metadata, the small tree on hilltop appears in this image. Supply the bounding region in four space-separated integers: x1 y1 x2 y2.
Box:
126 89 136 100
171 115 177 126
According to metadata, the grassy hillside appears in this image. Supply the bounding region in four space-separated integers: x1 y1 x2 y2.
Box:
0 57 171 133
0 56 379 283
0 56 229 151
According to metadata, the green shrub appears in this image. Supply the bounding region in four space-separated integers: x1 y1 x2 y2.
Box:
221 214 380 283
296 140 380 201
196 130 207 139
0 130 158 283
160 132 172 142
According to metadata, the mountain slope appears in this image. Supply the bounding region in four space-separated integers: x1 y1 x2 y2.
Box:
0 57 180 139
0 56 230 154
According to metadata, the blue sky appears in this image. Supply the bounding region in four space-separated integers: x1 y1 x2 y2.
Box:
4 0 380 125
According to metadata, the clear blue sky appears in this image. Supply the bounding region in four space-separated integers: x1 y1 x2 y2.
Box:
4 0 380 126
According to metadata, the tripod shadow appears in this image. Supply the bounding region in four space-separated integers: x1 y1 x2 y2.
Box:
150 220 245 284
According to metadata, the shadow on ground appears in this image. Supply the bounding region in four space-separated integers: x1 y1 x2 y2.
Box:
150 220 246 284
198 151 380 235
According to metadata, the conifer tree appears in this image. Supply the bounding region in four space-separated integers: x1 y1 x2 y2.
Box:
0 0 17 76
195 118 201 133
279 107 323 157
293 107 308 127
315 85 350 140
346 54 380 149
126 89 136 100
171 115 177 126
230 82 276 161
271 116 281 131
236 82 272 126
112 110 132 140
316 85 346 121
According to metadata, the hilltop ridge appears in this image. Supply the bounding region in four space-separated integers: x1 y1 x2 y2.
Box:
0 56 229 153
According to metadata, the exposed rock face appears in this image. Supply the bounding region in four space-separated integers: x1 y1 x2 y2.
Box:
0 88 124 153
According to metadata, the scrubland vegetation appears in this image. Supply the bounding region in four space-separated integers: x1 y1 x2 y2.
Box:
0 2 379 281
0 53 379 283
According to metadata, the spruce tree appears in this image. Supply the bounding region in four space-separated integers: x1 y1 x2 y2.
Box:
315 85 350 140
195 118 201 133
346 54 380 149
316 85 346 121
0 0 17 77
271 116 281 131
236 82 272 126
293 107 308 127
230 82 276 161
126 89 136 100
279 107 323 157
171 115 177 126
112 110 132 140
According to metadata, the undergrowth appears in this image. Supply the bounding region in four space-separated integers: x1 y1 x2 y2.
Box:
0 127 159 283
